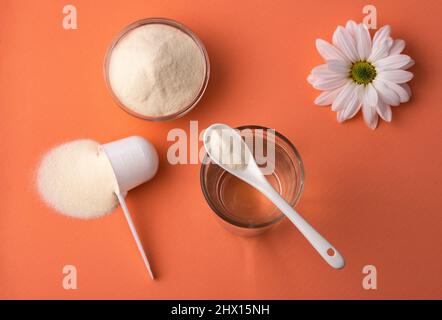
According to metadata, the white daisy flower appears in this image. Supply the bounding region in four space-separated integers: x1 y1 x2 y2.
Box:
308 20 414 129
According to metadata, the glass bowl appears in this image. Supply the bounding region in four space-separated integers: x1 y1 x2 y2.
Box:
200 125 305 237
104 18 210 121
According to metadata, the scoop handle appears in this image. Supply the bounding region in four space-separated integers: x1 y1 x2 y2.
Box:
116 192 155 279
261 186 345 269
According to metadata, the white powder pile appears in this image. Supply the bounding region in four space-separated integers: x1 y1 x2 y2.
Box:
209 129 248 170
37 139 119 219
108 23 206 117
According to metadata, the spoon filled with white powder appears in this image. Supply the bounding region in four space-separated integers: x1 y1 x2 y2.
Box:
37 137 159 279
204 124 345 269
105 18 209 120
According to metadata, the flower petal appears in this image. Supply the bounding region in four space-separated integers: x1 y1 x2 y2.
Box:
337 85 363 122
373 25 391 48
364 83 378 107
311 64 334 76
402 59 415 70
310 66 345 81
362 104 379 129
345 20 359 39
337 106 352 123
374 54 412 71
313 77 348 91
378 70 414 83
373 79 400 106
316 74 347 82
356 23 371 60
376 100 392 122
327 59 350 74
371 25 392 62
307 74 317 85
332 26 359 61
382 79 411 103
399 83 412 101
331 81 356 111
345 100 362 120
389 39 406 55
316 39 348 61
338 102 362 122
369 38 393 62
314 87 343 106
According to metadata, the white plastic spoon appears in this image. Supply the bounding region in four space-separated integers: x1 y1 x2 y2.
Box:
116 193 155 279
102 136 159 280
203 124 345 269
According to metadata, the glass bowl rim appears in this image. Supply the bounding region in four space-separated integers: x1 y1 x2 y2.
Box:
200 125 305 229
103 17 210 122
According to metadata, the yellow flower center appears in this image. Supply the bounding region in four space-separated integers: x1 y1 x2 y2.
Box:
350 61 377 85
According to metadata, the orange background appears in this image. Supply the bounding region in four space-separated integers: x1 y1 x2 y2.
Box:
1 0 441 299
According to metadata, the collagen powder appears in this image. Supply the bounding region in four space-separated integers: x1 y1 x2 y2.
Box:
107 23 206 117
37 140 119 219
209 128 248 170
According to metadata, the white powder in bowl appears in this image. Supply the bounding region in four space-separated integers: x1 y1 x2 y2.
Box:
107 23 206 117
37 139 119 219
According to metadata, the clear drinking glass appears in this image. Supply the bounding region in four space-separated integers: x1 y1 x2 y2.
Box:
200 125 305 237
104 18 210 121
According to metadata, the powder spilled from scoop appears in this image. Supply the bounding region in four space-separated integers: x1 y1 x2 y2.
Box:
37 137 158 280
37 139 119 219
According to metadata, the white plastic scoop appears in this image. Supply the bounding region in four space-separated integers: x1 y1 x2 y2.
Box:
203 124 345 269
102 136 159 279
